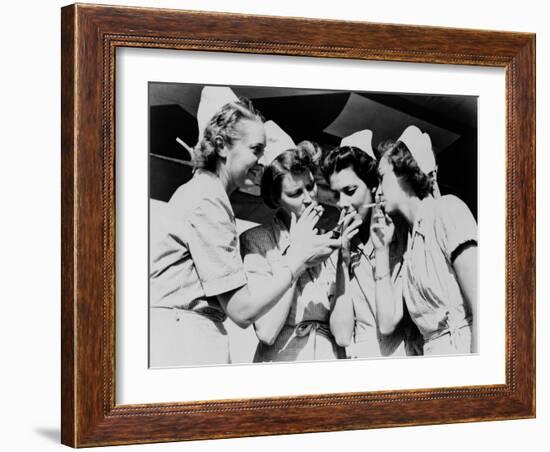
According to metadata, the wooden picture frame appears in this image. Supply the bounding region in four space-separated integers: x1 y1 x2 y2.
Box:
61 3 535 447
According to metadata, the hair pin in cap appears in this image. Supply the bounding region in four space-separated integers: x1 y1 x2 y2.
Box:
340 129 376 160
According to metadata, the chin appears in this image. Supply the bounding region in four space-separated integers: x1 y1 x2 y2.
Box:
385 202 397 214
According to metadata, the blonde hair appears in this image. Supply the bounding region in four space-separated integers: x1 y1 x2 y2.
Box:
194 99 263 172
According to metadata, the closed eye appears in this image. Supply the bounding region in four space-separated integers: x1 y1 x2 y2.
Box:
343 186 357 196
251 144 265 156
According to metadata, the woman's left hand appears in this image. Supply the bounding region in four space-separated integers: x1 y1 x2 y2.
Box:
370 206 394 250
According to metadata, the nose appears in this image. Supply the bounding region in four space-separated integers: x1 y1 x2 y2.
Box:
303 191 313 205
374 185 383 201
337 195 351 210
256 150 266 166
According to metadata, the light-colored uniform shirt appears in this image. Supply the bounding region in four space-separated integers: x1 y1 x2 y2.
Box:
346 228 413 358
240 212 345 362
403 195 477 342
150 170 247 323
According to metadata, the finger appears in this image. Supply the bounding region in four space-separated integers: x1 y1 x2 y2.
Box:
319 230 337 240
290 212 297 231
347 216 363 232
299 203 316 222
372 207 384 218
311 210 325 229
370 224 383 234
342 212 356 228
325 238 343 248
371 212 383 225
300 204 320 228
338 207 347 223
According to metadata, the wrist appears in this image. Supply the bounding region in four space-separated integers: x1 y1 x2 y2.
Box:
284 255 305 280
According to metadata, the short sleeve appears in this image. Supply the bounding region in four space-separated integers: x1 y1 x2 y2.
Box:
185 197 246 297
433 195 478 262
240 227 275 291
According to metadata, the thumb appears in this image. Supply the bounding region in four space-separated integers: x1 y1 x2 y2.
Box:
290 212 297 231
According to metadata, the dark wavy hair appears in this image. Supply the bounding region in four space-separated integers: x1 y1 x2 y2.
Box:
194 98 263 172
378 140 433 199
321 146 378 190
261 141 321 209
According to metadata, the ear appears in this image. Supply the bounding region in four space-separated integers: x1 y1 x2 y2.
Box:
215 136 228 158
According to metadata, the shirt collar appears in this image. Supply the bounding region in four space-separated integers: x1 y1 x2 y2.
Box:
361 237 376 261
412 196 436 239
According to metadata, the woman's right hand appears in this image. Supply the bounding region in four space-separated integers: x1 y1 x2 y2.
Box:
338 207 361 267
286 204 341 273
370 205 394 250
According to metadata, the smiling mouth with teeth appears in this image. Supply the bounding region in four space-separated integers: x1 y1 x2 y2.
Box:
247 165 264 185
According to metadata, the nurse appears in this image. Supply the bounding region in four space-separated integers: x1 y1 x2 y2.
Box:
322 130 418 358
240 122 348 362
372 125 478 355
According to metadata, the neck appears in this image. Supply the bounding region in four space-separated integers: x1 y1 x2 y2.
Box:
399 196 423 227
215 164 236 195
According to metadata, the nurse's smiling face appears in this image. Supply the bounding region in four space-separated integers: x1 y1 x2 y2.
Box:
224 119 266 190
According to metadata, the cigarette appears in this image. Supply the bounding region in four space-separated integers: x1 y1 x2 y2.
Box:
362 201 385 209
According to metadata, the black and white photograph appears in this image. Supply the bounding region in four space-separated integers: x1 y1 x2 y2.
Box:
148 82 478 367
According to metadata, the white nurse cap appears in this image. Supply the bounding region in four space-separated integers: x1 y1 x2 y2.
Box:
397 125 440 197
397 125 436 175
259 120 296 166
340 129 376 160
196 86 239 145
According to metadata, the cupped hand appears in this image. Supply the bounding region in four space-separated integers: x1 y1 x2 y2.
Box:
338 208 362 266
287 205 341 272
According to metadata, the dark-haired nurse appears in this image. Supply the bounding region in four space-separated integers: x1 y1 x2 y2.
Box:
372 125 478 355
321 130 419 358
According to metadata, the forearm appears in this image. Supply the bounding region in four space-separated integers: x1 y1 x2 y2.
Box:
469 297 478 353
374 248 403 335
221 257 303 328
253 283 294 345
453 246 478 352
